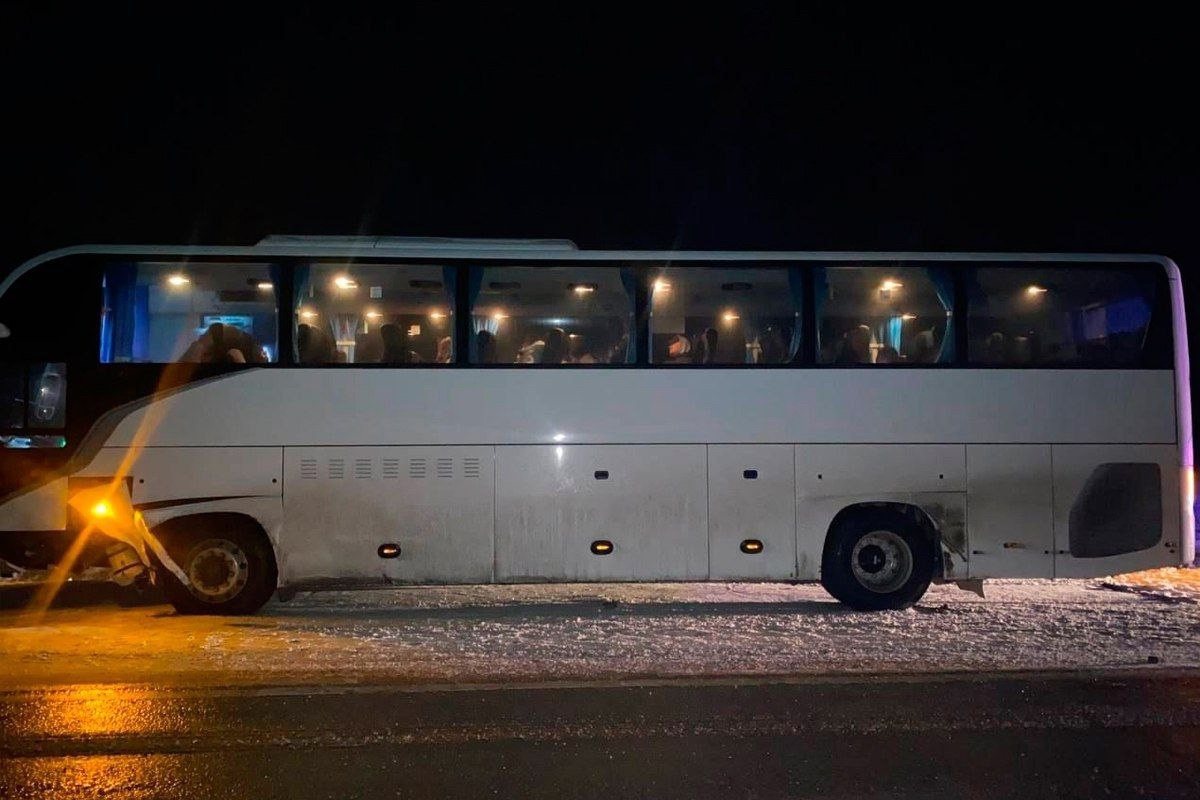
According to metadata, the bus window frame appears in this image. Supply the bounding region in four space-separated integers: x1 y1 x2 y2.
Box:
56 254 1172 372
958 260 1174 371
92 254 286 371
278 257 1173 371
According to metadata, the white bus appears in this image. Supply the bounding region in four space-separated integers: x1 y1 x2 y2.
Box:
0 237 1191 613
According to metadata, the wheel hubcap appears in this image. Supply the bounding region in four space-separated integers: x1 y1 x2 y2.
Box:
850 530 913 594
185 539 249 603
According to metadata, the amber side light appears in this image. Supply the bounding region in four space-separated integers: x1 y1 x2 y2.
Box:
740 539 764 554
590 540 614 555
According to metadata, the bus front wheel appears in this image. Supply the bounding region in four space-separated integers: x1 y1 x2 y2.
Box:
152 514 278 615
820 508 935 611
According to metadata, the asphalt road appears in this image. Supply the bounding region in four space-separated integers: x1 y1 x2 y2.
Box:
3 580 1199 797
2 670 1199 799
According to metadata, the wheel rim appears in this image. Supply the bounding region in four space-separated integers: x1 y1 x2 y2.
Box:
185 538 250 603
850 530 913 594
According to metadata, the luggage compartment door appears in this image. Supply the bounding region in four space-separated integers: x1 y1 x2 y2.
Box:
282 445 494 584
496 444 708 581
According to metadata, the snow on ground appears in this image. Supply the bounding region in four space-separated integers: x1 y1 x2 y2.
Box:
2 577 1199 688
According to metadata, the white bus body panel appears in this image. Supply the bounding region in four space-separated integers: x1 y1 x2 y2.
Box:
0 478 67 531
281 446 495 584
72 446 282 505
1050 444 1180 577
707 445 797 579
95 369 1175 448
965 445 1054 578
795 445 968 579
495 445 708 581
22 366 1180 585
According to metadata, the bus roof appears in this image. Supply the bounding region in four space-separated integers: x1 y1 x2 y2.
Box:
0 240 1179 301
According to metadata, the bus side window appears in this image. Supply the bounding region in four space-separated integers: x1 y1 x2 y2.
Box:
648 267 801 364
468 265 634 365
813 265 955 365
293 263 454 365
100 262 279 364
965 267 1163 367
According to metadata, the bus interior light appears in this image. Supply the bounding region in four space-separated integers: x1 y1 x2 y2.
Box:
167 274 190 287
333 275 358 290
365 311 382 320
879 279 903 292
653 280 671 293
91 500 113 518
570 283 597 294
722 311 740 323
1026 285 1048 295
256 281 274 291
901 313 917 320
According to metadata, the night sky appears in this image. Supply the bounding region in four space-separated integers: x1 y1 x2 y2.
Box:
3 7 1195 302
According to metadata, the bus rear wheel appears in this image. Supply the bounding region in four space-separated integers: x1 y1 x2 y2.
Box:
820 508 935 611
152 514 277 615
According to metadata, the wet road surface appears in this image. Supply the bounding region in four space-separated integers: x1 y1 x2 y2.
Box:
3 581 1199 797
2 670 1200 799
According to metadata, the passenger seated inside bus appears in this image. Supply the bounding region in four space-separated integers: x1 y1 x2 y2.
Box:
542 328 568 364
354 329 384 363
297 324 336 365
181 322 268 365
876 345 900 364
516 334 546 364
380 323 425 364
435 336 452 363
665 334 692 363
694 328 718 364
835 325 873 364
475 330 497 363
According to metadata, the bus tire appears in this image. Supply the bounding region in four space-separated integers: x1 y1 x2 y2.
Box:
152 514 277 615
820 508 935 611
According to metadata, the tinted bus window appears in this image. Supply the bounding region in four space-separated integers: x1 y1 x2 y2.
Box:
815 265 955 364
469 266 633 364
966 267 1161 366
295 264 454 365
100 262 278 363
649 267 801 364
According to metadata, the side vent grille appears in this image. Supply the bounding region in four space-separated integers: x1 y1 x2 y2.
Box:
463 457 482 478
327 458 345 480
409 458 428 478
382 458 400 479
353 458 373 479
436 458 454 478
299 458 318 479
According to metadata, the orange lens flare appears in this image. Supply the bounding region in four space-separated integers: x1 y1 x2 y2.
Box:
23 358 202 619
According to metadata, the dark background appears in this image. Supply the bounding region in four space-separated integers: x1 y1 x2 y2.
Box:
2 5 1195 344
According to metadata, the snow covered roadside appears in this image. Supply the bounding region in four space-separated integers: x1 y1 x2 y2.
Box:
1099 566 1200 603
1 579 1198 688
